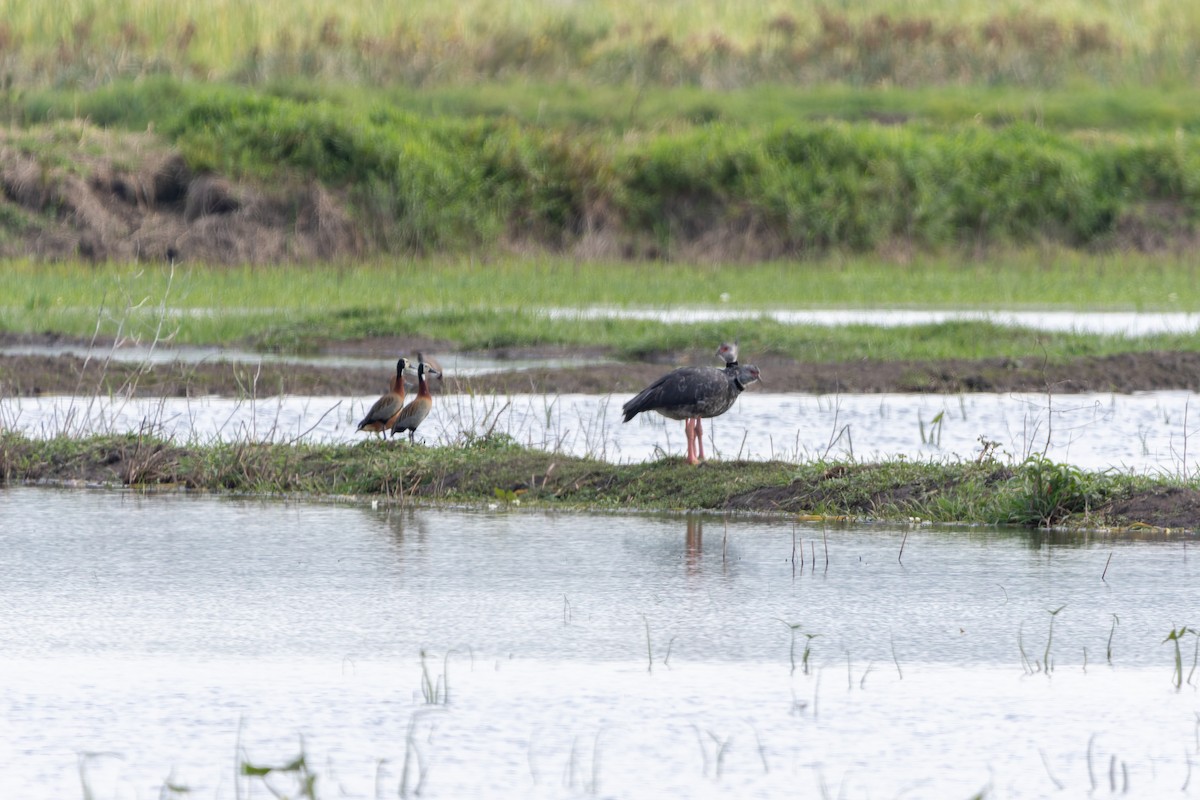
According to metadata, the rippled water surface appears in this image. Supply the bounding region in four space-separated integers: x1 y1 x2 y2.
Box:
1 488 1197 799
5 390 1200 472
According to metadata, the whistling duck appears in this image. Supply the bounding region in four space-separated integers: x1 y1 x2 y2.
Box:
391 361 441 443
357 357 416 438
622 358 761 465
417 351 444 385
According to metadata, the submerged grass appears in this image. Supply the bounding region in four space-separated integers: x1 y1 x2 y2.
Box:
0 430 1186 528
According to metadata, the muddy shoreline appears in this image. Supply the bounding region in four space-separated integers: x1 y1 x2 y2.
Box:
3 334 1200 398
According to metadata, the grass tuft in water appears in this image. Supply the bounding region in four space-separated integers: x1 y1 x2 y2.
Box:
418 649 451 705
239 743 318 799
1164 626 1198 690
1043 605 1067 675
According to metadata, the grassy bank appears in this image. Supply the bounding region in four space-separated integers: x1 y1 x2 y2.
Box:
0 430 1185 529
5 79 1200 260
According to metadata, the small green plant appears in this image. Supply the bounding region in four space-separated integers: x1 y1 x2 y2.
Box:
776 620 821 676
1007 454 1107 526
158 771 192 798
919 410 945 448
419 649 451 705
1043 605 1066 674
493 486 520 505
240 746 318 799
1163 626 1198 689
778 619 802 675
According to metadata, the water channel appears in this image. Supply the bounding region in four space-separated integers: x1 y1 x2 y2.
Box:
4 390 1200 473
1 488 1197 798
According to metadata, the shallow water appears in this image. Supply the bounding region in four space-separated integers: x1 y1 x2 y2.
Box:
543 306 1200 335
5 390 1200 473
1 489 1197 799
4 307 1197 372
0 342 609 375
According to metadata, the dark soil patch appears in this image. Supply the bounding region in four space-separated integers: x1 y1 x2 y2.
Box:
1100 486 1200 530
5 339 1200 398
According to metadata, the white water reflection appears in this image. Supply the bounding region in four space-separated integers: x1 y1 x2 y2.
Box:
0 490 1197 799
4 390 1200 473
543 306 1200 335
0 342 611 375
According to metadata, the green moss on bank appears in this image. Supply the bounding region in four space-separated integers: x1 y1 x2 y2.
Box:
3 431 1194 530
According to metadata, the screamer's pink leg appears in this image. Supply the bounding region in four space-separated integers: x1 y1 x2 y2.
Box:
684 419 698 465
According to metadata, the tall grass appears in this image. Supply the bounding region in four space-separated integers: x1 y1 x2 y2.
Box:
5 0 1200 88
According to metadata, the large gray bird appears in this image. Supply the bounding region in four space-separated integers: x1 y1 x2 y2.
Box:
693 341 739 461
622 358 761 465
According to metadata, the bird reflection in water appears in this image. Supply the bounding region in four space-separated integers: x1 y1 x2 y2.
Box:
685 514 703 575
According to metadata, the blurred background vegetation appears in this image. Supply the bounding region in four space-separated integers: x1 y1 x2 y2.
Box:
1 0 1199 262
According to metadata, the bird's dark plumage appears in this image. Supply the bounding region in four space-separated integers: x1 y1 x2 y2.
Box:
622 364 761 423
622 362 761 464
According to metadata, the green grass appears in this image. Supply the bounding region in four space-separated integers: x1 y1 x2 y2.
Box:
3 255 1200 360
356 83 1200 134
0 430 1181 528
4 252 1200 316
27 80 1200 135
253 310 1200 363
